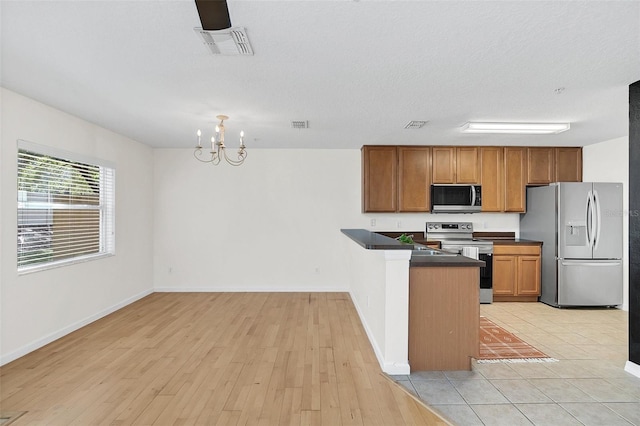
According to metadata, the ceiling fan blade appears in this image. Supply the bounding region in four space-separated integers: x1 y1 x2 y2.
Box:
195 0 232 31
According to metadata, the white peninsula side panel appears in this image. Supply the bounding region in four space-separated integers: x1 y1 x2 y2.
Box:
345 242 411 375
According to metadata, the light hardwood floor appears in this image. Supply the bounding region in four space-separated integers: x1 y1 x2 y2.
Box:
0 292 448 425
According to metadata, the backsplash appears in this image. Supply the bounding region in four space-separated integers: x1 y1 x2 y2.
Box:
363 212 521 237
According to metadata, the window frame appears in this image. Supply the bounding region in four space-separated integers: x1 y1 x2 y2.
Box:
17 140 116 274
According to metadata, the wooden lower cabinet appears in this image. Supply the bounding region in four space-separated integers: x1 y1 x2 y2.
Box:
493 256 517 296
409 266 479 371
492 244 541 302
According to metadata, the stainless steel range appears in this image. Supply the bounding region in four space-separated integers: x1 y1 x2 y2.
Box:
426 222 494 304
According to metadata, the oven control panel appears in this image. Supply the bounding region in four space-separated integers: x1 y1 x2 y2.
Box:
426 222 474 233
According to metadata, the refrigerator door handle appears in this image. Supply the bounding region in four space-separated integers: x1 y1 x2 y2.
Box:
593 189 601 250
561 261 621 267
586 191 593 247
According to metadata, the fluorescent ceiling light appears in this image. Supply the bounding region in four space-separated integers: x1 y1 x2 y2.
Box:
461 122 570 134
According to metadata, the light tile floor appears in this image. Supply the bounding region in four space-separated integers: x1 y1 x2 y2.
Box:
393 302 640 425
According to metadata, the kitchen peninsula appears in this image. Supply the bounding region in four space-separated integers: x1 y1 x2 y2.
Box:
341 229 484 374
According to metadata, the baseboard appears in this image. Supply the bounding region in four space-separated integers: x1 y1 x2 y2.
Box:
154 286 349 292
624 360 640 378
349 291 410 375
0 288 153 366
382 361 411 375
349 292 386 370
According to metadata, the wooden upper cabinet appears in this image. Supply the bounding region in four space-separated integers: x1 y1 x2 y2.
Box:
432 146 479 184
555 147 582 182
504 147 527 212
398 147 431 212
362 144 581 214
456 147 479 184
479 147 504 212
362 146 397 212
527 147 555 184
431 147 456 183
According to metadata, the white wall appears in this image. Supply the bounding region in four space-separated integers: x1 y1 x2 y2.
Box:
582 136 630 310
152 148 520 292
0 89 155 364
153 149 359 291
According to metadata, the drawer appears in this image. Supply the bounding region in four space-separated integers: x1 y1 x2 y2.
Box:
493 245 541 256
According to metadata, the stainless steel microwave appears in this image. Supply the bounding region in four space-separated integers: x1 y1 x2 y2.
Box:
431 185 482 213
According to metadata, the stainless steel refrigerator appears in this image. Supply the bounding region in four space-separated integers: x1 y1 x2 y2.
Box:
520 182 623 307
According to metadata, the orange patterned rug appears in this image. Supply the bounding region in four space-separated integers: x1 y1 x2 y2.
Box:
478 317 557 363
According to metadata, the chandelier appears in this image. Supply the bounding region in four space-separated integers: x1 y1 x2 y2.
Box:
194 115 247 166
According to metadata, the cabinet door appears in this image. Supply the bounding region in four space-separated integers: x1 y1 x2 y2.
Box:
492 255 516 296
527 147 555 184
362 146 397 212
504 147 527 212
479 147 504 212
398 147 431 212
517 255 541 296
555 147 582 182
431 147 456 183
456 147 479 184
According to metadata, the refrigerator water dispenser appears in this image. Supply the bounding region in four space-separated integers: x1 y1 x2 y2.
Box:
565 221 586 246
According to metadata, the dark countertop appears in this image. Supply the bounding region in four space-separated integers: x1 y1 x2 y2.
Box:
341 229 484 268
473 232 542 246
409 255 485 268
480 238 543 246
375 230 541 246
341 229 415 250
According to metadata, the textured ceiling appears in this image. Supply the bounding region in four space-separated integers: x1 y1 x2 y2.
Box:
1 1 639 149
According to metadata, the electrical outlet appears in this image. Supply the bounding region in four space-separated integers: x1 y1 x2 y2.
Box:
371 218 376 227
397 221 402 228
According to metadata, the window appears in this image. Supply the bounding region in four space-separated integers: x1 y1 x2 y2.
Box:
17 140 115 272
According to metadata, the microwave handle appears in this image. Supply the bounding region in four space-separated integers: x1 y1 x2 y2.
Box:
470 185 476 206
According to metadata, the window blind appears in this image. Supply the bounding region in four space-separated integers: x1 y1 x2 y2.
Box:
17 142 115 272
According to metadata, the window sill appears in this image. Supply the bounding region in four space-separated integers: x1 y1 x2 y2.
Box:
17 252 115 276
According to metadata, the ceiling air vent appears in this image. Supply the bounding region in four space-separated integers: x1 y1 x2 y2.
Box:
404 121 428 129
195 27 254 56
291 121 309 129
